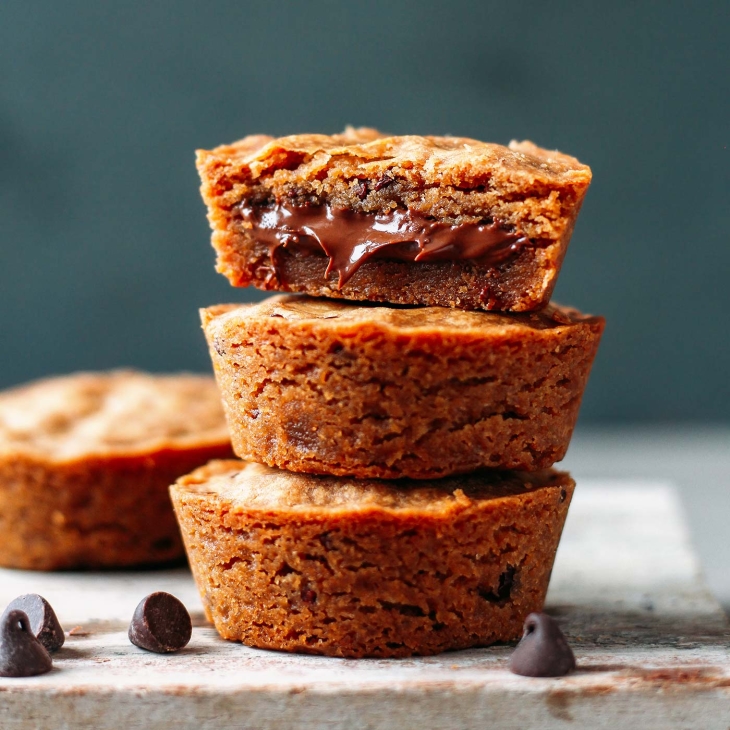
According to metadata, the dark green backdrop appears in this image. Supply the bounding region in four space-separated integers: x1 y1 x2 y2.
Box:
1 1 728 422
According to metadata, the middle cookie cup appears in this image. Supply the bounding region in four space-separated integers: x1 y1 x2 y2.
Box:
202 294 604 480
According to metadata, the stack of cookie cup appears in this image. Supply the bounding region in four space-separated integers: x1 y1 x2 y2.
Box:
170 128 604 658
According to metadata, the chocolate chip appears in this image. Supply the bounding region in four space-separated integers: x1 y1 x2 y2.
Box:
373 173 394 191
128 592 192 653
509 612 576 677
2 594 65 652
0 610 53 677
355 179 368 200
479 566 516 603
301 588 317 604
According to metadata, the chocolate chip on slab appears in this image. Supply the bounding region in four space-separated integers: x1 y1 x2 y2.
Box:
509 612 576 677
2 594 65 652
128 592 192 653
0 610 53 677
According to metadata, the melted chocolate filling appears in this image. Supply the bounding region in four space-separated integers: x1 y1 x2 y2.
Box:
238 201 532 287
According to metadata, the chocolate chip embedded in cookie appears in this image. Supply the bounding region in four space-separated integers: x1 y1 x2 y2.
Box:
0 371 234 570
202 295 604 479
170 460 575 658
196 128 591 312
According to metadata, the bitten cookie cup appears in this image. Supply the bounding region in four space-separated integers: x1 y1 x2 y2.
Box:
196 128 592 312
202 295 604 479
171 460 574 659
0 371 233 570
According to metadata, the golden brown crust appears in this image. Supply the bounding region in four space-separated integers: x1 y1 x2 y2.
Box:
171 460 575 658
196 128 592 312
0 370 231 461
202 295 604 479
201 293 600 332
196 128 591 236
177 459 566 512
0 371 234 570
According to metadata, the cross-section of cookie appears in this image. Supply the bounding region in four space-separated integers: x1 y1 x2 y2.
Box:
196 128 592 312
0 371 234 570
171 460 575 658
201 295 604 479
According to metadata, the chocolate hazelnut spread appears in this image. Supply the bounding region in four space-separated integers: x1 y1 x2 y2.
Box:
238 202 532 287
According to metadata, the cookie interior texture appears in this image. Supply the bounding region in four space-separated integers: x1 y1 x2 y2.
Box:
197 127 591 239
196 128 592 311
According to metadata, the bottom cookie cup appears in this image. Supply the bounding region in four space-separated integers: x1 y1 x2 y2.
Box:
171 460 574 658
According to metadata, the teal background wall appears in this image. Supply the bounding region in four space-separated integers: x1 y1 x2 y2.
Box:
1 1 728 422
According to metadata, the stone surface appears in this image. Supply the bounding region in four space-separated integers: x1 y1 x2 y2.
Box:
0 481 728 729
563 425 730 610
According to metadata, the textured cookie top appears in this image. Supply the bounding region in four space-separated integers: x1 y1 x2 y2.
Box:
174 460 572 516
202 294 603 338
198 127 590 192
0 371 230 462
197 128 592 244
